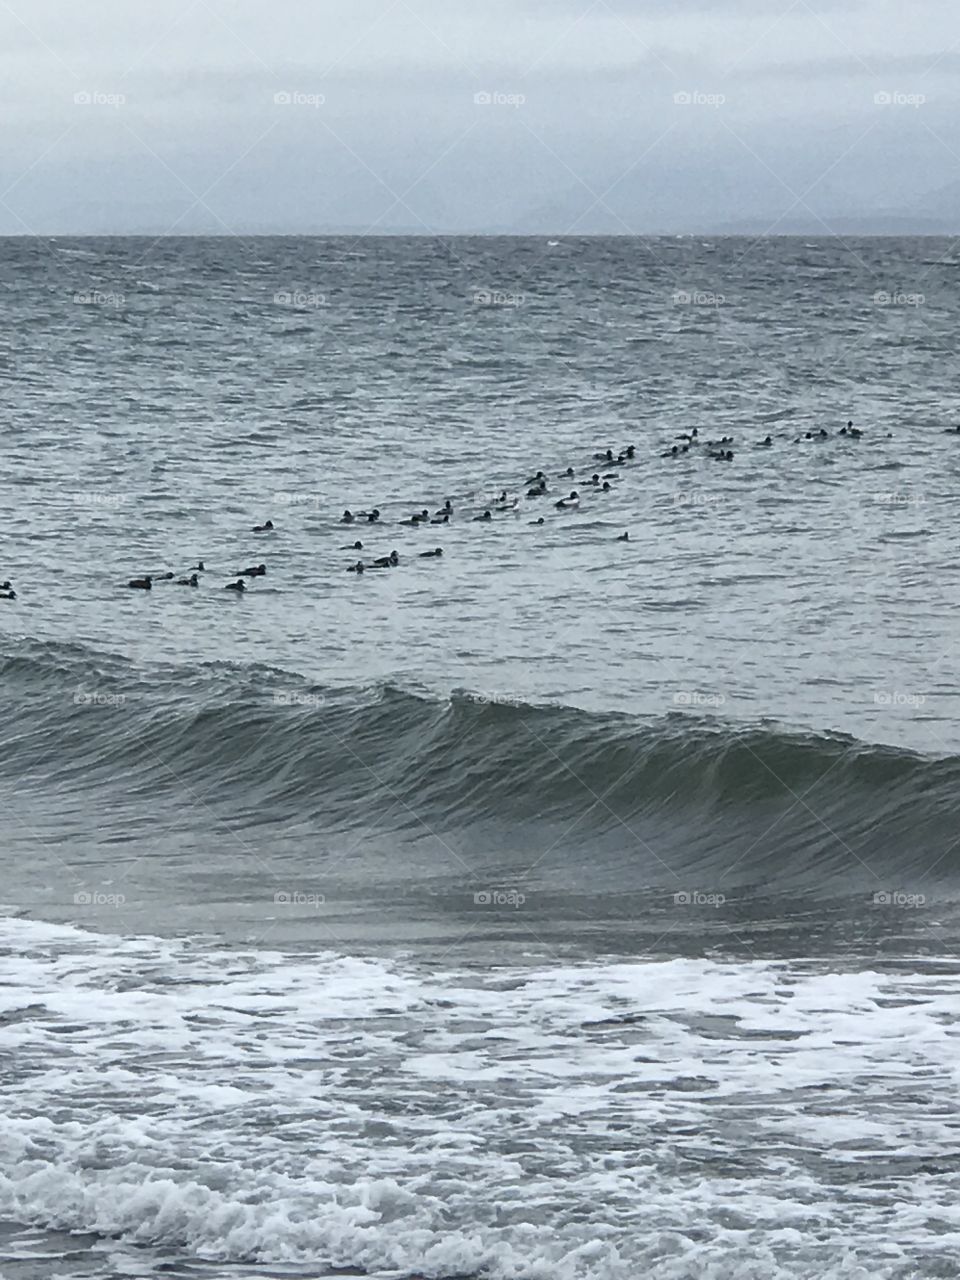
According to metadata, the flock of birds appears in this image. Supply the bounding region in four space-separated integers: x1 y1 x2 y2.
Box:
329 418 885 576
661 419 868 461
334 442 643 575
0 419 898 601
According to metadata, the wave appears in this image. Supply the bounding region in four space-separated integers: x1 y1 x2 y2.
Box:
0 639 955 889
1 916 932 1280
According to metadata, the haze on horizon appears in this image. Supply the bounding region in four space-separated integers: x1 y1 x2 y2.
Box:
2 0 960 236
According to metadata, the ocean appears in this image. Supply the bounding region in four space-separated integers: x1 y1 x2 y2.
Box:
1 234 959 1278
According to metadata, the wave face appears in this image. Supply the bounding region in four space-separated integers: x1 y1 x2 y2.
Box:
0 639 956 892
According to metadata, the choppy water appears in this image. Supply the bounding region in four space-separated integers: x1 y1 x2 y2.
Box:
1 236 959 1278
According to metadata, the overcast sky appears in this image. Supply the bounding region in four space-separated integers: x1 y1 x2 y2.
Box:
2 0 960 233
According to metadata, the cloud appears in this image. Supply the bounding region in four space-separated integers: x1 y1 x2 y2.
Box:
0 0 959 231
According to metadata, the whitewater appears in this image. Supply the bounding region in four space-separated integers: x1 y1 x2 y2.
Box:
3 917 960 1279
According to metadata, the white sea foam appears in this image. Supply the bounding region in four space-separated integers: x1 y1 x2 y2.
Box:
1 916 959 1277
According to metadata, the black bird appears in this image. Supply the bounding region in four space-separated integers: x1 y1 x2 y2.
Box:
371 551 399 568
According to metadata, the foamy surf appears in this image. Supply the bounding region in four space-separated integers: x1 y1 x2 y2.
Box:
1 916 959 1278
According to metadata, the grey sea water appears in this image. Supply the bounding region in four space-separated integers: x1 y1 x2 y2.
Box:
2 236 960 1278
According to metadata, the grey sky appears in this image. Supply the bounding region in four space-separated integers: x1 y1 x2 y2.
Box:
2 0 959 233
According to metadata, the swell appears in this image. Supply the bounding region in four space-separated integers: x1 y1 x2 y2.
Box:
0 639 956 886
